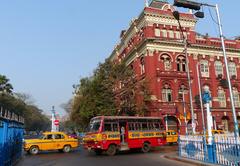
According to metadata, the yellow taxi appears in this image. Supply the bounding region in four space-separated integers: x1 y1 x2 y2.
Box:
211 129 225 134
165 130 178 145
24 131 79 155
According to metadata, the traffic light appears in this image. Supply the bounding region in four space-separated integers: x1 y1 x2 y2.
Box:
174 0 201 10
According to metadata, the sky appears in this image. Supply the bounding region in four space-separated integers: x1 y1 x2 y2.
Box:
0 0 239 116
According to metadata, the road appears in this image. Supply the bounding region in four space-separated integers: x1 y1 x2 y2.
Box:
17 145 194 166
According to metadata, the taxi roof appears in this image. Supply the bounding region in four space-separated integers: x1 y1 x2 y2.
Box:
43 131 66 135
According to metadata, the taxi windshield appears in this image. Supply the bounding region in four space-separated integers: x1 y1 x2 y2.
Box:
88 119 101 132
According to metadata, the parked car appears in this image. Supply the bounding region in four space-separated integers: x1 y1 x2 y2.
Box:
24 131 78 155
165 130 178 145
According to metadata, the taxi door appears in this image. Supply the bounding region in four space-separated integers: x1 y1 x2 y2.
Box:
53 134 65 149
41 134 55 150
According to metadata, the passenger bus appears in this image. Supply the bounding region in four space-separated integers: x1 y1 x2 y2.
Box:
83 116 166 156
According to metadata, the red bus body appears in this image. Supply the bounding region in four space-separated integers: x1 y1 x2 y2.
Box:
83 116 167 155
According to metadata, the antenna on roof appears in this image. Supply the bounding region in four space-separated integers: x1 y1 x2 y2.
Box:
145 0 149 7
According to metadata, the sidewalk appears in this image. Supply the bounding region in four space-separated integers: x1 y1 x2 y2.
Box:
163 152 218 166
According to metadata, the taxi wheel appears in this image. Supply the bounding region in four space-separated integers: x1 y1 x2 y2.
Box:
106 144 116 156
63 145 71 153
29 146 39 155
142 142 151 153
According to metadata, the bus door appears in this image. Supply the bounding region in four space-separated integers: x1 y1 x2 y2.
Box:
119 121 128 144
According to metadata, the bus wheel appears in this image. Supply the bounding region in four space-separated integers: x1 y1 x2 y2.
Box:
106 144 116 156
142 142 151 153
94 149 102 155
169 142 173 146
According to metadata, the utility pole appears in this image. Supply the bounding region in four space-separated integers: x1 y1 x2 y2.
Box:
174 0 239 139
173 11 196 134
181 85 188 135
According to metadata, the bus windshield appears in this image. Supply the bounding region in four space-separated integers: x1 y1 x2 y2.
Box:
88 119 101 132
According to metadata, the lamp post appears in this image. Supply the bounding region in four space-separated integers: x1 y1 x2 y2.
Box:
174 0 239 139
173 11 196 134
181 85 188 135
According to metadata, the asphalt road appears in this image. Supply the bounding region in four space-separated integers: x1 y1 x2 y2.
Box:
17 145 194 166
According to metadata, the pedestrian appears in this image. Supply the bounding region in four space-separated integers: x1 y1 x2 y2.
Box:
121 126 125 143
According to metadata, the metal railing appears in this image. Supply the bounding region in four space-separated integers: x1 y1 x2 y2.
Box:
179 134 240 166
0 107 24 166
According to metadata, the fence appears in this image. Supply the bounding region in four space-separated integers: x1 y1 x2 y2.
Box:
179 134 240 166
0 107 24 166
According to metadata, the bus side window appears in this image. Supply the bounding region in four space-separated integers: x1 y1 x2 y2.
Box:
128 123 134 131
148 122 154 130
113 123 119 132
104 123 112 132
142 123 148 131
135 123 141 131
154 123 160 130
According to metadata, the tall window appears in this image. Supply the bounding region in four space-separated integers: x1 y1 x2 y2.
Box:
178 84 187 101
200 60 209 77
214 61 223 77
218 87 226 107
228 62 237 77
162 84 172 102
140 57 145 75
161 30 167 38
168 31 174 38
233 87 240 107
155 28 160 37
175 31 180 39
160 54 172 71
176 55 186 72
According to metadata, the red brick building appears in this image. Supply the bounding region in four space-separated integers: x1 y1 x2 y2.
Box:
109 0 240 134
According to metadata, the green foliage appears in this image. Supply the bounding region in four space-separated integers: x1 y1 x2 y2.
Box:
0 75 13 94
0 74 50 132
70 59 151 130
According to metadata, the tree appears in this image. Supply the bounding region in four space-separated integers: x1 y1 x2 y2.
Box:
0 75 13 94
0 74 50 131
70 58 151 129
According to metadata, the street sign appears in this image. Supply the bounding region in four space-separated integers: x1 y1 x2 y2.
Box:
54 119 59 126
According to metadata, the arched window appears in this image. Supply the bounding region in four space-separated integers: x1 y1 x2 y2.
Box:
214 61 223 77
140 57 145 75
178 84 187 101
228 62 237 77
160 54 172 71
176 55 186 72
162 83 172 102
233 87 240 107
200 60 209 77
218 87 226 107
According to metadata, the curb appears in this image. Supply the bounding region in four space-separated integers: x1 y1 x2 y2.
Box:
164 155 217 166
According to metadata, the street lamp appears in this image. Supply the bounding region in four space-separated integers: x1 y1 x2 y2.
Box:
172 10 196 134
174 0 239 138
180 85 188 135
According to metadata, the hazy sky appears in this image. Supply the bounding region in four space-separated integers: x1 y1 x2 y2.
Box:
0 0 239 116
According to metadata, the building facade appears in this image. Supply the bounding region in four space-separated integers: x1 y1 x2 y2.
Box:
109 0 240 134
